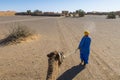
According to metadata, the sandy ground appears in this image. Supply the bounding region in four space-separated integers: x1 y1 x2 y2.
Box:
0 15 120 80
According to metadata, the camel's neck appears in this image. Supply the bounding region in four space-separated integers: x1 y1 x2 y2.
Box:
46 58 59 80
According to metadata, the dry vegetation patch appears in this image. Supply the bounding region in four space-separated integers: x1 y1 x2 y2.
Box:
0 24 37 46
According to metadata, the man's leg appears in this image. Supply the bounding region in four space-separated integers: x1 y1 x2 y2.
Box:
83 53 90 66
80 53 84 65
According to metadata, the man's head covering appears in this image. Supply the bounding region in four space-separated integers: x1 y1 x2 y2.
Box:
84 30 90 35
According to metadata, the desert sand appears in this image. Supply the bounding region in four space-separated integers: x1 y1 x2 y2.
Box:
0 15 120 80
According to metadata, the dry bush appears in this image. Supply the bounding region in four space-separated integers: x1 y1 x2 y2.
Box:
107 12 116 19
0 24 35 46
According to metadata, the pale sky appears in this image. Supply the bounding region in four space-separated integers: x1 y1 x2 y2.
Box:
0 0 120 12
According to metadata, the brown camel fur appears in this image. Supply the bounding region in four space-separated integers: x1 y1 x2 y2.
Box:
46 51 64 80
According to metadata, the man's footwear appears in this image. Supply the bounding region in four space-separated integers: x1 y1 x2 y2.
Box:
80 60 84 65
83 63 87 67
79 62 82 65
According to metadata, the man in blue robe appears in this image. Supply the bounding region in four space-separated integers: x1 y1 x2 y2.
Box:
78 31 91 66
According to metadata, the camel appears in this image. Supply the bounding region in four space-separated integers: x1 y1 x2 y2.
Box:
46 51 64 80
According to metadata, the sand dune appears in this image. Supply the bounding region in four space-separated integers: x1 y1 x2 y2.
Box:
0 15 120 80
0 11 15 16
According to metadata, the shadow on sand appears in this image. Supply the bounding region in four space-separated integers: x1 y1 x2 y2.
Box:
0 38 11 47
57 64 85 80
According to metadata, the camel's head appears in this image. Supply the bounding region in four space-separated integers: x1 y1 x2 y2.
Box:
47 51 64 66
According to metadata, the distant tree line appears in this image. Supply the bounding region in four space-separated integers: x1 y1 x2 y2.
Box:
15 9 86 17
15 10 61 17
15 9 120 19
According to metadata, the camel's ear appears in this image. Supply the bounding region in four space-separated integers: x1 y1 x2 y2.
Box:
47 54 50 57
47 52 54 58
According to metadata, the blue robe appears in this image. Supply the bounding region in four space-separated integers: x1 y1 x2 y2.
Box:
78 36 91 64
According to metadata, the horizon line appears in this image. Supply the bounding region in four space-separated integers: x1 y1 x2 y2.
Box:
0 9 120 13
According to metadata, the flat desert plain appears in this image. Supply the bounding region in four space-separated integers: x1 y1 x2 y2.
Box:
0 15 120 80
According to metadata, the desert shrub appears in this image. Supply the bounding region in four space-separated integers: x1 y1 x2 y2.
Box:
0 24 34 45
107 12 116 19
9 26 32 39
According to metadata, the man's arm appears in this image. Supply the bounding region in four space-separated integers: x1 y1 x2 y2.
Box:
78 37 85 49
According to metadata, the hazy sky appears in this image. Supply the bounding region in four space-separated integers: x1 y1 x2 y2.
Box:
0 0 120 12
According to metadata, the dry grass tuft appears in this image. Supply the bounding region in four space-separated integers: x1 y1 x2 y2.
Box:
0 24 36 46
